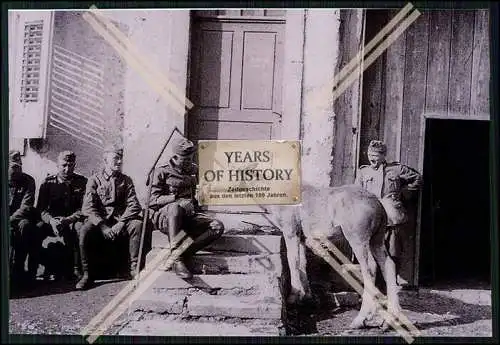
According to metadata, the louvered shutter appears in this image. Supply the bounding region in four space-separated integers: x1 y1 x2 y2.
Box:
10 11 54 139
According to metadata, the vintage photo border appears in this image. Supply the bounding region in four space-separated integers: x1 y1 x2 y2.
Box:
1 1 499 344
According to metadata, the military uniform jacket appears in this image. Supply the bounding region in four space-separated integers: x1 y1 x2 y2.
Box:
355 162 422 200
149 159 198 211
36 173 88 224
9 172 36 223
82 169 143 226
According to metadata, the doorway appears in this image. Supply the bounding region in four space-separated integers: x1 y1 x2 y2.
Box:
187 13 285 143
420 118 491 286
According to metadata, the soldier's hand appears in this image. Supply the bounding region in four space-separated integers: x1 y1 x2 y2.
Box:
111 222 125 237
179 199 195 216
100 224 115 240
158 212 169 230
50 218 62 236
60 217 71 227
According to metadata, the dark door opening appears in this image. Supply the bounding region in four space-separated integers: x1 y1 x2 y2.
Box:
420 119 491 286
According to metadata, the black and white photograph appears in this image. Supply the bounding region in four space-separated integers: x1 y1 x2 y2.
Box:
5 5 495 340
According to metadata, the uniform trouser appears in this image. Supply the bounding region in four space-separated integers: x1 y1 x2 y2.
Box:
10 219 39 279
38 221 82 275
78 218 143 275
385 225 403 277
152 204 225 259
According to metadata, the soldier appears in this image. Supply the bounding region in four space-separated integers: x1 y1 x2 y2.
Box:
149 137 224 279
355 140 422 283
36 150 87 280
8 150 38 286
77 144 144 290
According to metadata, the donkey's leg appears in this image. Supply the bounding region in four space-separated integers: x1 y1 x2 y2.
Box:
346 240 377 329
284 223 310 304
371 230 402 331
298 238 313 299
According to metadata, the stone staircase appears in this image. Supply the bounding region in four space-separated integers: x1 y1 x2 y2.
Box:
115 228 288 336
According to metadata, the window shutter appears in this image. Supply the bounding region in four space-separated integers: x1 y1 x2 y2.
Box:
10 11 54 139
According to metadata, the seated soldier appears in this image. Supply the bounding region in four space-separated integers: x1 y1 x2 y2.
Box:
8 150 39 287
77 144 145 290
148 137 224 279
36 151 87 281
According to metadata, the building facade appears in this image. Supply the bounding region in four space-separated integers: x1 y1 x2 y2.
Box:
8 8 491 287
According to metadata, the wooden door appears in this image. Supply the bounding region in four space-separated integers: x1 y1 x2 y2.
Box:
188 17 285 142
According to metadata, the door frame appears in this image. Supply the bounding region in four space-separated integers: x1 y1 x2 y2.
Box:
414 112 490 287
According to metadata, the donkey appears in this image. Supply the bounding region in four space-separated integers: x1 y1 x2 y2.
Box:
267 183 402 330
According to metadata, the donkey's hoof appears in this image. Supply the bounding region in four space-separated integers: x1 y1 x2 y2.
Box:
348 317 367 330
287 288 313 305
287 292 302 305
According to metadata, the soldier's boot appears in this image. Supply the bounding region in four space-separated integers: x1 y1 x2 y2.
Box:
129 261 138 280
172 259 193 279
75 271 92 290
167 205 184 251
72 266 83 281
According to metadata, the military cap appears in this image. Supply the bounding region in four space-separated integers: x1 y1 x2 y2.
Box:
368 140 387 154
9 150 22 166
103 143 124 156
58 150 76 163
173 137 196 156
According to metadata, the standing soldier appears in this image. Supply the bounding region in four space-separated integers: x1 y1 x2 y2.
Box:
149 137 224 279
8 150 38 286
355 140 422 283
77 144 144 290
36 150 87 280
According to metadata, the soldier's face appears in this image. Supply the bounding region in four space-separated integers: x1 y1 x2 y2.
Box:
8 163 22 180
175 154 193 171
58 159 75 177
367 151 385 168
104 153 123 172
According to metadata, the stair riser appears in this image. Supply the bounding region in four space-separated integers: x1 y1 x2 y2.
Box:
146 249 283 275
131 293 282 320
149 231 283 255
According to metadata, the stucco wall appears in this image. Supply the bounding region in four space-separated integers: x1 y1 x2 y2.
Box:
11 10 191 206
100 10 191 204
300 9 341 187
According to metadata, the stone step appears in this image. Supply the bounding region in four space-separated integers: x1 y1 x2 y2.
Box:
206 234 283 254
146 248 282 275
131 292 283 320
118 315 283 336
130 272 283 318
148 272 281 296
188 251 282 275
150 230 283 254
187 294 282 319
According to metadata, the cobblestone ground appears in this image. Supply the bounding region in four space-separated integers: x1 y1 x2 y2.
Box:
8 277 493 338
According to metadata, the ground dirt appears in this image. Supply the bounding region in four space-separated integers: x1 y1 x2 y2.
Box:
9 277 493 339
